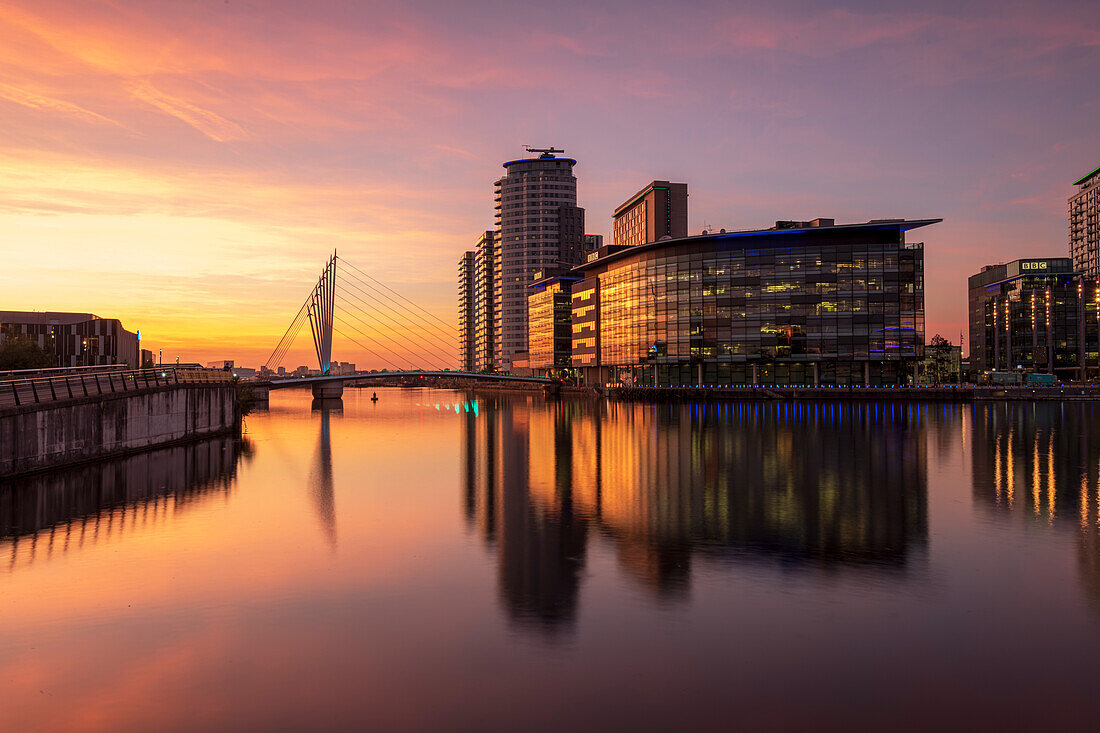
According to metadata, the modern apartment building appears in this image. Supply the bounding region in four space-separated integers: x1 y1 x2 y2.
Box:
612 181 688 248
456 231 496 372
472 231 495 372
1070 166 1100 278
0 311 140 367
546 218 937 386
967 258 1100 379
457 250 475 371
492 149 584 372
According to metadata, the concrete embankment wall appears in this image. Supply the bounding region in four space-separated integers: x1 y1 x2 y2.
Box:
0 384 239 478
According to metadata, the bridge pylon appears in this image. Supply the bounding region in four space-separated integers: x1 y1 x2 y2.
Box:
308 253 337 375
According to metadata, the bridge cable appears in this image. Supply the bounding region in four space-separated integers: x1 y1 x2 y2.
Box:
265 298 310 370
337 258 459 344
336 269 459 350
334 268 455 347
331 313 422 370
334 288 456 369
330 323 408 372
333 295 448 370
334 307 448 373
336 273 459 350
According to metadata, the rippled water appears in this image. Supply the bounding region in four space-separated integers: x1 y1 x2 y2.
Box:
3 389 1100 731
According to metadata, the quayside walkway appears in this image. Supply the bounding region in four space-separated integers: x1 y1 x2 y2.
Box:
1 366 238 479
608 384 1100 402
0 365 232 409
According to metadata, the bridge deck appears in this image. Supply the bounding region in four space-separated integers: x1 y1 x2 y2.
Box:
262 371 551 388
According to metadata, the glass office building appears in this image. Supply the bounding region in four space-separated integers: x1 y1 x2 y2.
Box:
968 258 1100 379
527 274 578 375
566 218 938 386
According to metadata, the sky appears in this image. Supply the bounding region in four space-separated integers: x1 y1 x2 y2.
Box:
1 0 1097 368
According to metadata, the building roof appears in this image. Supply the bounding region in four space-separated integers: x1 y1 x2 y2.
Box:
0 310 99 325
502 157 577 168
613 181 681 218
1074 165 1100 186
573 218 942 274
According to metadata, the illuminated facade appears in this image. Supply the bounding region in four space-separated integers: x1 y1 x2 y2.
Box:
570 218 936 386
527 274 578 374
967 258 1100 378
492 150 585 372
0 310 140 367
1070 166 1100 278
612 181 688 248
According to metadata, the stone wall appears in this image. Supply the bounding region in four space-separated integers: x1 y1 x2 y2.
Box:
0 384 239 478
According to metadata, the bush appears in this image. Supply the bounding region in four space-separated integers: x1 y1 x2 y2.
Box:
0 336 54 370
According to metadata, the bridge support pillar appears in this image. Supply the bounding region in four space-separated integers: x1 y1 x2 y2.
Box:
312 380 344 399
252 384 271 404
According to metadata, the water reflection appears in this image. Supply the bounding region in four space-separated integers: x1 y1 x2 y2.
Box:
970 402 1100 605
0 435 251 570
310 403 339 548
463 397 931 633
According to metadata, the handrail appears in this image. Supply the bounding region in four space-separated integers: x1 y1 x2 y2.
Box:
0 367 235 409
0 364 130 379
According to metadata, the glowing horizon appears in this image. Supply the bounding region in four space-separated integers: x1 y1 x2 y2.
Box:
2 0 1097 368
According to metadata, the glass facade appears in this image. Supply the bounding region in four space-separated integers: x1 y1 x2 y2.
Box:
527 276 577 373
968 258 1100 379
570 220 936 386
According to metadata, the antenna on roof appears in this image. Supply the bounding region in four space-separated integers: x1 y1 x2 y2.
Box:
525 146 565 158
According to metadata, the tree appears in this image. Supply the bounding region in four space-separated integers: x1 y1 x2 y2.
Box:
0 335 54 370
925 334 956 384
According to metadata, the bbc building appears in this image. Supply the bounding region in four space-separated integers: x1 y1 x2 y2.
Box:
968 258 1100 380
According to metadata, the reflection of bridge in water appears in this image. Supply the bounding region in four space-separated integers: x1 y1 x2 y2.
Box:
462 396 932 634
0 436 252 571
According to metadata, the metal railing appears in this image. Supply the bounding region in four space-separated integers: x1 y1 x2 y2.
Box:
0 367 234 409
0 364 129 380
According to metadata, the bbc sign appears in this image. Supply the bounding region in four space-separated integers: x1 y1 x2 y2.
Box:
1021 261 1049 270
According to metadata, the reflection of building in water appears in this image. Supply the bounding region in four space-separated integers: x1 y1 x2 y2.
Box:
591 402 928 593
463 396 930 629
0 436 251 569
462 395 588 632
970 403 1100 604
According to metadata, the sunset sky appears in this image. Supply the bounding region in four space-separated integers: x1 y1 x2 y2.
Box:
1 0 1097 368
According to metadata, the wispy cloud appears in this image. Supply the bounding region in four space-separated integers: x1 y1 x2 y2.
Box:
0 80 124 126
127 81 247 141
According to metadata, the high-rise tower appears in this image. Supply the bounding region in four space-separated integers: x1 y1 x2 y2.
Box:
457 250 475 371
492 148 584 371
1070 166 1100 278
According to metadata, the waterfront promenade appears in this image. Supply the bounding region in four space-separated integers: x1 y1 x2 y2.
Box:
605 383 1100 402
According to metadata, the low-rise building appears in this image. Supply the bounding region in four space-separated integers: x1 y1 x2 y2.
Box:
527 273 580 376
566 217 938 386
0 311 140 368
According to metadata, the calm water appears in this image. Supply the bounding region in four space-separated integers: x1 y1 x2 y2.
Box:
3 389 1100 731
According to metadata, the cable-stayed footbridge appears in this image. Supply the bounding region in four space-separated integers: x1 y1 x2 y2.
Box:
261 253 549 398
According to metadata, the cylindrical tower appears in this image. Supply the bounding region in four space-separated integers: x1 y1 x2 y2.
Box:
492 150 582 372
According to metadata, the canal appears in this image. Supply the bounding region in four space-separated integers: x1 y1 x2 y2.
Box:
2 388 1100 730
